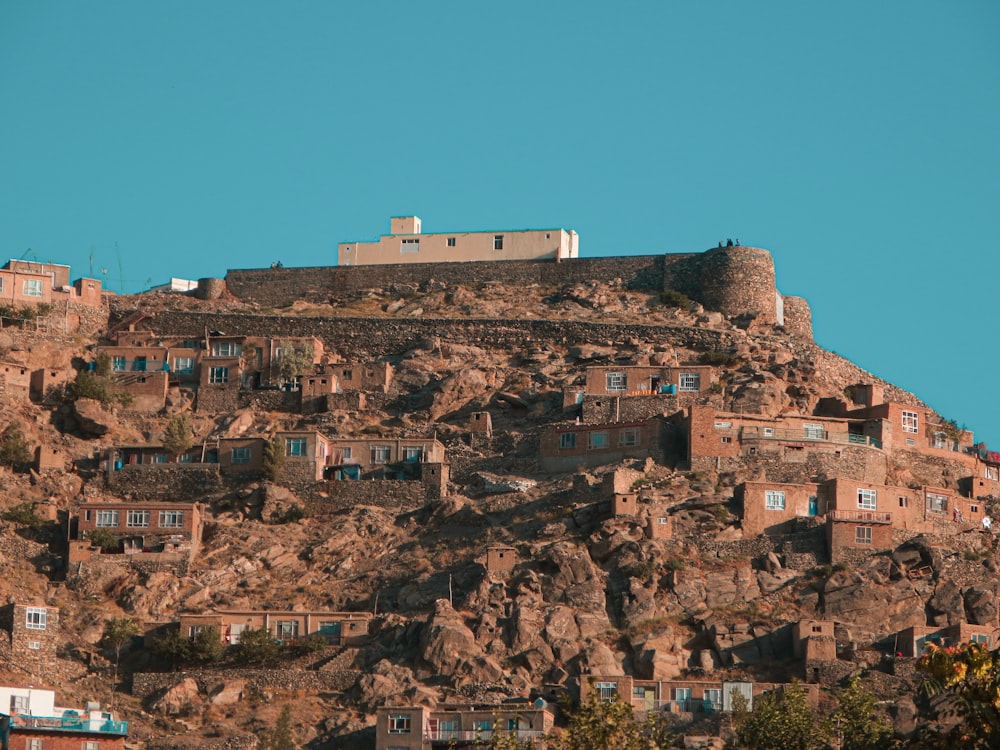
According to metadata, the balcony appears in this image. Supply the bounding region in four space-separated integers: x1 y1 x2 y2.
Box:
7 714 127 735
740 426 881 449
829 509 892 524
426 729 545 744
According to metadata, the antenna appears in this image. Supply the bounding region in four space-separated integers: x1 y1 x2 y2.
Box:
115 241 124 294
89 245 95 278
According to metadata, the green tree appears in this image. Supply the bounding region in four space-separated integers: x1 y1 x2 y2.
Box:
87 528 121 552
0 429 31 470
95 351 113 377
262 705 297 750
2 502 44 528
830 677 894 750
67 370 114 403
190 626 224 664
549 688 677 750
152 628 191 670
101 617 140 694
273 341 314 386
730 682 826 750
911 641 1000 748
263 437 286 481
234 626 280 666
162 414 195 461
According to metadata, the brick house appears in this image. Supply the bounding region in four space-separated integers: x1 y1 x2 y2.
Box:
792 620 837 661
178 609 371 646
485 546 516 575
276 430 332 482
68 501 203 565
373 702 553 750
0 260 104 309
539 418 663 472
0 698 127 750
0 362 31 398
581 364 714 397
738 481 823 536
325 362 393 393
325 438 445 478
105 438 266 478
896 623 998 657
0 604 59 675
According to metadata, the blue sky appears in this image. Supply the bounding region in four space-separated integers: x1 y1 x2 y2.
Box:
2 1 999 446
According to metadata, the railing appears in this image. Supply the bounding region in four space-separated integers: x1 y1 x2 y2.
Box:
740 426 881 449
631 698 722 713
7 714 128 735
426 729 545 743
828 509 892 524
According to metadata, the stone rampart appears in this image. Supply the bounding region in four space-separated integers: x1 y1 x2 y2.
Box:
132 667 361 700
107 465 223 499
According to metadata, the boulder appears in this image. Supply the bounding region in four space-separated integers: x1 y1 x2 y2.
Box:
72 398 118 437
150 677 201 715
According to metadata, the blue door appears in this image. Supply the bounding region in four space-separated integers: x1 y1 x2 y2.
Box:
808 496 818 516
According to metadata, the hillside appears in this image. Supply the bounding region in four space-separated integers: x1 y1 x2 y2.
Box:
0 248 995 749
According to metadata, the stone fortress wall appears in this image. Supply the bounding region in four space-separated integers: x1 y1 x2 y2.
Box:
222 246 813 341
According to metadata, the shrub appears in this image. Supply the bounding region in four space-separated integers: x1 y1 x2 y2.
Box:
3 502 43 528
234 626 281 665
660 289 693 309
0 430 32 470
87 529 121 552
263 438 286 481
699 350 741 367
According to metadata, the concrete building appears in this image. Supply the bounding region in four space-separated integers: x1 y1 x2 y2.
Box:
68 501 204 565
338 216 578 266
178 609 371 647
373 702 553 750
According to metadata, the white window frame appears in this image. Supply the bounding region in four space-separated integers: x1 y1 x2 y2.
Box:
902 410 919 434
926 492 949 514
595 681 618 700
400 238 420 254
11 695 29 713
174 356 194 373
401 446 424 462
96 509 119 528
159 510 184 528
493 235 504 250
27 739 42 750
84 742 99 750
387 714 412 734
987 466 999 481
25 607 47 630
371 445 391 464
211 342 241 357
231 447 251 464
285 438 307 457
855 526 873 545
764 490 786 510
112 356 126 371
209 366 229 384
678 373 701 392
714 421 733 429
857 488 877 510
22 279 44 298
605 372 626 392
126 509 150 528
803 423 824 440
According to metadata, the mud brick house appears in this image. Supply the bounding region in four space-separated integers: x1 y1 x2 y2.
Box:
325 437 445 477
485 545 516 575
326 361 393 393
68 501 203 566
0 362 31 398
178 609 371 646
0 691 127 750
539 418 664 472
276 430 332 482
579 675 819 714
33 446 65 472
105 438 266 478
1 260 104 309
29 366 71 401
0 603 59 676
580 364 715 397
896 623 998 657
373 702 554 750
338 215 578 266
469 411 493 436
792 620 837 661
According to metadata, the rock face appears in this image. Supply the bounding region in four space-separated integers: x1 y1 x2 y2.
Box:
72 398 118 436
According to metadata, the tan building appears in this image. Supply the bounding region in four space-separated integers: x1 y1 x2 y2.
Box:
327 361 393 393
373 703 553 750
485 545 516 575
1 260 104 308
792 620 837 661
581 364 714 397
539 418 662 472
896 623 997 657
178 609 371 647
338 216 578 266
0 602 60 673
69 501 204 565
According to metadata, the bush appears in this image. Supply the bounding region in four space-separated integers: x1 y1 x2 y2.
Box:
0 430 32 470
234 626 281 665
3 502 43 528
660 289 693 309
87 529 121 552
698 350 741 367
263 438 286 481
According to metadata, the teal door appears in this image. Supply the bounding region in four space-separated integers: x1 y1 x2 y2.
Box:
808 496 818 516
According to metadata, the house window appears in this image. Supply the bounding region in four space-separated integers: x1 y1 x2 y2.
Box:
588 431 609 450
855 526 873 545
803 423 824 439
84 743 99 750
657 517 669 525
209 367 229 384
899 497 908 508
447 237 456 247
371 445 391 464
721 436 732 443
678 373 701 392
11 695 29 713
559 433 576 449
971 504 979 513
25 607 47 630
159 510 184 528
932 432 948 449
927 493 949 514
714 421 732 429
231 447 251 464
22 279 44 297
96 510 119 528
401 446 424 462
0 277 3 293
704 688 722 710
857 488 877 510
494 235 504 250
112 356 126 371
763 427 774 437
400 238 420 253
27 740 42 750
902 410 919 434
127 510 150 528
473 720 493 733
906 438 915 446
285 438 307 457
387 714 411 734
972 634 991 645
672 687 692 702
211 342 241 357
595 681 618 700
619 428 640 447
276 620 299 640
27 641 41 650
765 490 786 510
342 447 352 460
341 369 353 380
174 356 194 374
987 467 999 481
606 372 626 391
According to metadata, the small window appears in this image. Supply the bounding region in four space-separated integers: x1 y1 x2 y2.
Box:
855 526 873 544
27 739 42 750
112 356 126 371
25 607 47 630
902 410 919 434
857 488 877 510
606 372 626 392
763 427 774 437
174 356 194 374
400 238 420 254
211 342 241 357
714 421 733 429
559 433 576 449
812 625 823 633
595 681 618 700
657 517 669 525
231 447 251 464
159 510 184 528
22 279 44 297
84 743 99 750
493 235 504 250
127 510 150 527
401 446 424 462
899 497 908 508
447 237 456 247
619 428 640 446
803 423 824 439
906 438 915 446
371 445 391 464
11 695 29 713
971 504 979 513
765 490 786 510
588 431 609 450
473 720 493 733
927 493 948 514
285 438 307 457
96 509 119 527
932 432 948 449
388 714 412 734
209 366 229 384
678 373 701 392
27 641 41 650
721 436 732 443
987 466 999 481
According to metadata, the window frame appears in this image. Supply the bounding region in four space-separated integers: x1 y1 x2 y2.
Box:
764 490 786 510
559 432 576 449
25 607 47 631
902 410 919 434
22 279 44 298
370 445 391 464
678 372 701 392
588 430 610 450
208 366 229 384
95 509 119 528
618 428 640 447
605 372 627 392
855 526 873 545
493 235 504 250
285 438 307 457
926 492 949 514
387 714 412 734
857 488 877 510
231 447 252 464
126 509 150 528
158 510 184 529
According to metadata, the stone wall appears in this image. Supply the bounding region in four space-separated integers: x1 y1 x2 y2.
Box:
107 465 223 499
782 296 813 340
139 311 743 362
693 444 888 485
238 389 299 412
132 667 361 700
294 479 431 511
581 394 681 423
225 255 669 307
197 383 240 413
